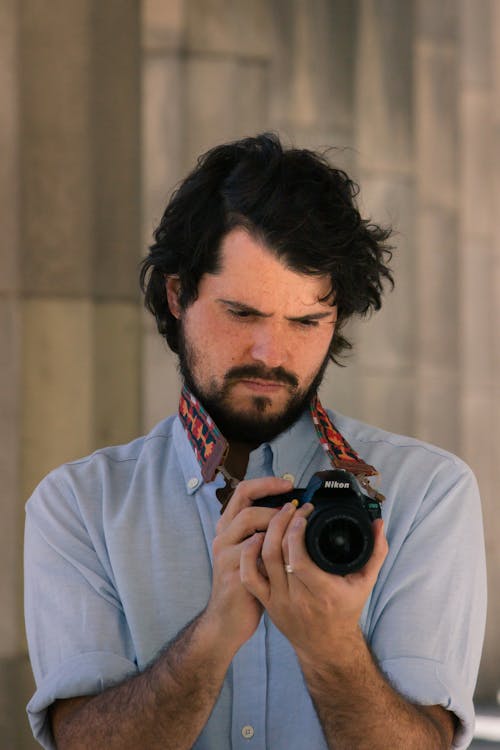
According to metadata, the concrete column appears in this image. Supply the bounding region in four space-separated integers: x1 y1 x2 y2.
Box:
0 2 141 746
20 0 141 496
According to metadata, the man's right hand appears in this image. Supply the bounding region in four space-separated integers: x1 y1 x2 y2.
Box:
202 476 293 652
50 475 292 750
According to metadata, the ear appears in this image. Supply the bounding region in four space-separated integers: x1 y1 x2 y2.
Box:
165 276 182 319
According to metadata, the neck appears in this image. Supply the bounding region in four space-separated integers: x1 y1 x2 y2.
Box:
224 441 259 480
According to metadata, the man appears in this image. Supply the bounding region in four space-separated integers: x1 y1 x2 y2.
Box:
25 134 486 749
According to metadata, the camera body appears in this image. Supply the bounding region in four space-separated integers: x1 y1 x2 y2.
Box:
254 469 382 575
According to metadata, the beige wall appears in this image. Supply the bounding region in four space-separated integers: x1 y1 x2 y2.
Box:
1 1 498 746
0 2 141 746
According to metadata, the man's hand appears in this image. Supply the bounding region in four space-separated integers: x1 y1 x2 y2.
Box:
239 500 388 658
50 476 292 750
202 476 293 652
240 504 455 750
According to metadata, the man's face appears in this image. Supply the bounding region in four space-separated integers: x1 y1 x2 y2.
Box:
167 227 337 442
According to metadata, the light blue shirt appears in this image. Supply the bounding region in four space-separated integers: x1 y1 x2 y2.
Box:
24 407 486 749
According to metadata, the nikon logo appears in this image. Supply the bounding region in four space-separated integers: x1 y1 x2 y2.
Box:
324 480 349 489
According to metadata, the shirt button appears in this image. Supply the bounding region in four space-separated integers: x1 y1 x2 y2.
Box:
282 473 295 484
241 725 254 739
187 477 199 490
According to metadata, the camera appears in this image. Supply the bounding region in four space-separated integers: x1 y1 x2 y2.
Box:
254 469 382 575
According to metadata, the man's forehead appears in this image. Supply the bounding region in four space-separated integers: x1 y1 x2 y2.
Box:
212 227 334 306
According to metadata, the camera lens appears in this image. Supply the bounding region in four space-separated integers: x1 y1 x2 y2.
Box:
306 504 374 575
318 517 365 565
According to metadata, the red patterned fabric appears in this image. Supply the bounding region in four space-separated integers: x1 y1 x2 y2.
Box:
179 387 378 483
178 386 228 483
310 395 378 477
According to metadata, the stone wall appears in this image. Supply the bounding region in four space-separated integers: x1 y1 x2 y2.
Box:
1 1 498 746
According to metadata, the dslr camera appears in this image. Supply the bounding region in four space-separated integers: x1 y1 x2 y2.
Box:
254 469 382 575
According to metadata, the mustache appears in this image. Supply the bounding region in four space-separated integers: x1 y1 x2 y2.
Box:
224 365 299 389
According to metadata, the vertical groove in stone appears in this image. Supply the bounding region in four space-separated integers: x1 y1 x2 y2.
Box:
91 0 142 301
414 2 460 451
0 0 23 670
0 0 20 293
355 0 414 175
0 301 22 656
284 0 358 153
346 0 416 432
279 1 359 415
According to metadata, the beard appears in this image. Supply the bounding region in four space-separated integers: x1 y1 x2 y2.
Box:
177 324 331 444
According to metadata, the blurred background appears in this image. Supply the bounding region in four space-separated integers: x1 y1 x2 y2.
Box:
1 1 499 747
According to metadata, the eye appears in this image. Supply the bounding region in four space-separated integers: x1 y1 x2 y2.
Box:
227 308 254 320
294 318 319 328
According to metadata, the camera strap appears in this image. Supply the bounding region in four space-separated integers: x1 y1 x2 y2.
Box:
310 395 377 475
178 386 384 504
310 395 384 502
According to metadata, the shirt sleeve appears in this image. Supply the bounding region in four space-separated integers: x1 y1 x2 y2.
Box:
366 461 487 749
24 469 138 750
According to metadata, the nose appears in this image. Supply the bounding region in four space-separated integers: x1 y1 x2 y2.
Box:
250 322 288 369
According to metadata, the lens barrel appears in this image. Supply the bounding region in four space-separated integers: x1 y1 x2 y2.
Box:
305 502 374 575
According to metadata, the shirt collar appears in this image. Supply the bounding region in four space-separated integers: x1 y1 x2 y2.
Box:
178 385 378 484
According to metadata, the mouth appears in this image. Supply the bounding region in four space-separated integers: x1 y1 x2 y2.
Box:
236 378 289 394
225 365 298 391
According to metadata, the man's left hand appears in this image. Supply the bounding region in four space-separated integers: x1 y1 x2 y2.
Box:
239 501 388 660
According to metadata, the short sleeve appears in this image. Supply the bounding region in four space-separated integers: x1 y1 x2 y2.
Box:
367 463 487 749
24 471 138 750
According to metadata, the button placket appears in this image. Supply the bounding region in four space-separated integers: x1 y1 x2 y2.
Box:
230 617 267 748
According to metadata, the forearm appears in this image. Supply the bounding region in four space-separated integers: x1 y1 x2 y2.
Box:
53 611 233 750
297 628 451 750
48 478 286 750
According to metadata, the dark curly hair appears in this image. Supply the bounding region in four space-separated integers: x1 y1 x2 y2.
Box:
140 133 394 362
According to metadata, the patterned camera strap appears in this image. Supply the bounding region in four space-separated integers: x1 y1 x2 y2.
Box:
310 394 384 501
178 386 383 503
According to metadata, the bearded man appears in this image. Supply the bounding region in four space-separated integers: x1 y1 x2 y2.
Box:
25 134 486 750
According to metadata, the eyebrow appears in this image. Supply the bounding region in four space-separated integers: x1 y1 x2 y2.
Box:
216 298 335 322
